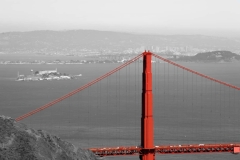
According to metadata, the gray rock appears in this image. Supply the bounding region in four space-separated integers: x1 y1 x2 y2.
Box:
0 115 97 160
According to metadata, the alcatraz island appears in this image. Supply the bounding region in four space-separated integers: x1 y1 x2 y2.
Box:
16 69 82 81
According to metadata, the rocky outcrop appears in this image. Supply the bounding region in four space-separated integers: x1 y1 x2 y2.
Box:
0 115 97 160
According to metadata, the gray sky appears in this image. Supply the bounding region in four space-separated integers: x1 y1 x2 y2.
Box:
1 0 240 37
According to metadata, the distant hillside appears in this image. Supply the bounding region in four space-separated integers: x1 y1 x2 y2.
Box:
0 115 97 160
173 51 240 62
0 30 240 53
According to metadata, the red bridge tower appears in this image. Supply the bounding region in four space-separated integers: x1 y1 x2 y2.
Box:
141 51 155 160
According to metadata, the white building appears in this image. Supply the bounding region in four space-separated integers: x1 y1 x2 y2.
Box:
38 69 57 75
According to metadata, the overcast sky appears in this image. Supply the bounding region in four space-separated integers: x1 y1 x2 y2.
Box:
1 0 240 37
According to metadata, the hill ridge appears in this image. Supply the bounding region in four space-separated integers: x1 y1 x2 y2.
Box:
0 29 240 53
0 115 97 160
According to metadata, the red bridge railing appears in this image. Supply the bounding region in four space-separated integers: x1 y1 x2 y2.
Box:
89 143 240 157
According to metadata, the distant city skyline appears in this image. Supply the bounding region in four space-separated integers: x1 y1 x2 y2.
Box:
1 0 240 37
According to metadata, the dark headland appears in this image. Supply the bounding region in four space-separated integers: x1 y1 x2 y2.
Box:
0 115 97 160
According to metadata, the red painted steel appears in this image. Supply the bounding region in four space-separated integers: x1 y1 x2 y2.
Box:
89 143 240 157
140 51 155 160
152 53 240 90
15 53 144 121
234 147 240 154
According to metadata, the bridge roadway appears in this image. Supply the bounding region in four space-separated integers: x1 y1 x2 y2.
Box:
89 143 240 157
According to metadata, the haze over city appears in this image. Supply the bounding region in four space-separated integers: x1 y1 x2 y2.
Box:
1 0 240 37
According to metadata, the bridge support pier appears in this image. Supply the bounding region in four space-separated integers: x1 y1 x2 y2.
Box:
140 51 155 160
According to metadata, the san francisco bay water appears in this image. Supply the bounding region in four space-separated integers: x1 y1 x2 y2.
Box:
1 56 240 160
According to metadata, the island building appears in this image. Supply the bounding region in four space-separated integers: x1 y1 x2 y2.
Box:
38 69 58 75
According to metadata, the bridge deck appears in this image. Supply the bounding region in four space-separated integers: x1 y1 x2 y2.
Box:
89 143 240 157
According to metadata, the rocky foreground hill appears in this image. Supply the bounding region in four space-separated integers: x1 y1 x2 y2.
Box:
0 115 97 160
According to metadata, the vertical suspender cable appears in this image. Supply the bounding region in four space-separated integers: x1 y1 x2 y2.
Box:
115 65 119 146
77 85 80 147
117 65 121 146
137 57 140 146
223 81 226 142
220 83 222 142
228 86 230 141
210 79 213 143
191 69 193 143
128 57 131 145
125 60 128 145
234 87 237 140
115 64 118 146
196 72 198 142
163 57 166 144
106 74 109 146
215 79 218 143
238 88 240 141
87 84 90 147
200 75 203 142
176 65 179 143
167 59 169 145
183 68 186 143
68 95 70 140
134 56 137 145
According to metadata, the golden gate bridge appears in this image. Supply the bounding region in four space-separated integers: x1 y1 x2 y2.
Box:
15 51 240 160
